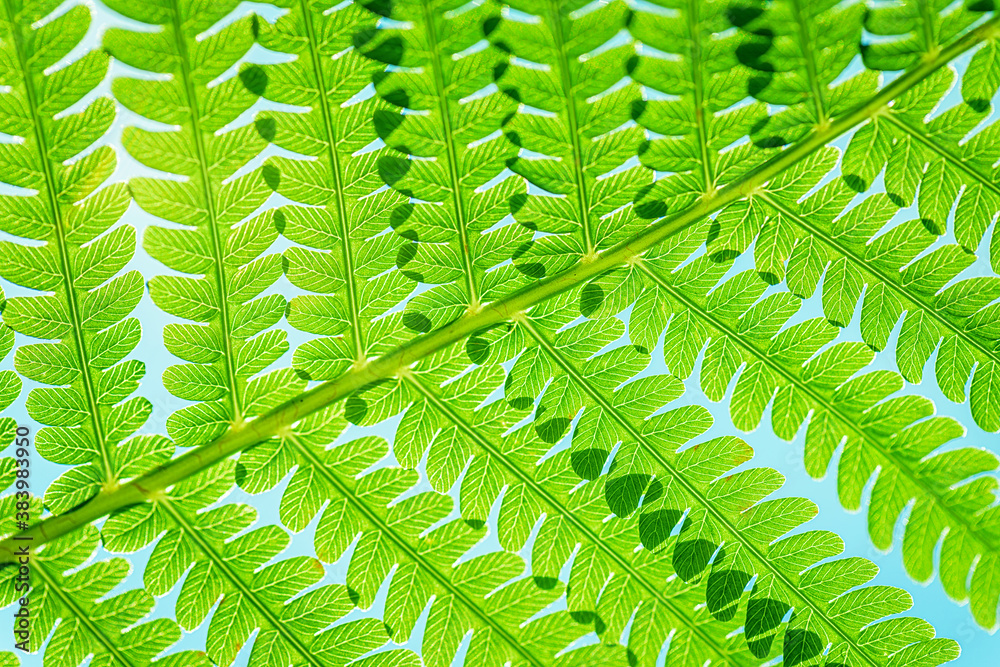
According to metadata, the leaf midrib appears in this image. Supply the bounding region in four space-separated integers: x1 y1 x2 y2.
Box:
918 1 939 55
3 14 996 564
285 431 546 667
638 256 997 595
298 0 366 364
791 0 827 125
1 0 114 482
400 371 746 667
167 0 243 420
158 498 326 667
519 316 881 667
685 0 715 190
548 0 595 255
420 0 480 308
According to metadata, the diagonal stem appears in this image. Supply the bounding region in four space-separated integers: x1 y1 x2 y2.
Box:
2 14 996 564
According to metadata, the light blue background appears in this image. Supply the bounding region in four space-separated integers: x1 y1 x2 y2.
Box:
2 0 1000 664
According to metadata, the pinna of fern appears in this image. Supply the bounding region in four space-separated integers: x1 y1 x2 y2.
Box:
0 0 172 517
494 285 960 665
731 0 1000 433
101 458 435 667
355 0 536 329
106 417 631 667
250 0 414 378
101 0 301 453
0 520 200 666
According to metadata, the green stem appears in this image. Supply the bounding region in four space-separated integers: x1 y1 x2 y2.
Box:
790 0 827 124
548 0 596 253
685 0 715 190
1 15 995 564
421 0 480 309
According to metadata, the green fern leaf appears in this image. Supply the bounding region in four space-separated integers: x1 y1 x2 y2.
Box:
102 0 292 449
0 0 156 514
252 0 411 376
633 238 1000 628
4 3 1000 660
0 524 195 665
355 0 527 324
101 461 384 667
862 0 987 71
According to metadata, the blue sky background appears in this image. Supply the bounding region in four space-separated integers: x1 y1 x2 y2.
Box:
2 0 1000 664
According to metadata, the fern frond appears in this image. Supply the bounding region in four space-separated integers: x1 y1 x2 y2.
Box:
626 0 775 210
252 0 412 376
732 6 1000 434
0 525 195 665
488 0 648 262
356 0 528 321
4 12 998 655
863 0 988 71
754 146 1000 424
0 0 157 513
480 284 954 665
103 0 295 449
726 0 870 146
102 460 384 667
